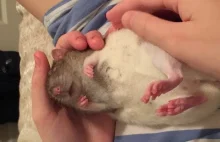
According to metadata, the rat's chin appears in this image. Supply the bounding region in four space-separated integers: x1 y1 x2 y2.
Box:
53 92 70 101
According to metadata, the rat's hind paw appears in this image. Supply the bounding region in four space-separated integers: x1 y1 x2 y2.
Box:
141 78 182 103
141 81 164 103
83 65 94 78
78 96 89 107
156 95 207 116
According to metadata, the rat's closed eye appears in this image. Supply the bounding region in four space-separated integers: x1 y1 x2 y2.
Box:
68 82 75 96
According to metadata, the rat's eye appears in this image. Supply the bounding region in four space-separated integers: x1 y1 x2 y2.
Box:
68 83 74 96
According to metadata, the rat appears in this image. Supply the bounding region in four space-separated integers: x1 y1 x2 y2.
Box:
46 49 120 113
46 29 220 126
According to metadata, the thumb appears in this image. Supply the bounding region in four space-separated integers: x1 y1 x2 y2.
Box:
32 51 56 125
121 10 185 52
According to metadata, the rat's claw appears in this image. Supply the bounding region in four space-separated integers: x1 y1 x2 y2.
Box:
84 65 94 78
80 96 87 101
78 95 89 107
80 99 89 107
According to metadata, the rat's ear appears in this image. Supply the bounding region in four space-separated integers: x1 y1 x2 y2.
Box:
52 48 68 60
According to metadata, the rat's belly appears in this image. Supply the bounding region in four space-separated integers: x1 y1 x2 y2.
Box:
110 79 220 126
96 29 220 126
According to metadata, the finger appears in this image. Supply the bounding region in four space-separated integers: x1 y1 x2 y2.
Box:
106 24 123 36
107 0 179 24
121 10 189 55
85 31 105 50
56 31 88 50
32 51 56 123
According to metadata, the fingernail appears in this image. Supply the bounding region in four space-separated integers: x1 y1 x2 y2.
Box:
34 53 40 67
76 37 86 43
92 36 100 42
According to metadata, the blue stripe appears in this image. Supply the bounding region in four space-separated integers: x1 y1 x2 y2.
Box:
202 131 220 139
46 0 111 45
81 4 116 34
44 0 71 16
114 129 220 142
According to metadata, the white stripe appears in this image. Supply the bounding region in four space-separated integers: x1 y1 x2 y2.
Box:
67 0 117 32
43 0 78 28
67 2 105 32
44 0 121 32
67 0 121 33
115 111 220 136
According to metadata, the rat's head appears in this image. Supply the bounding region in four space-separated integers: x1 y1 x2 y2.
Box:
46 48 82 107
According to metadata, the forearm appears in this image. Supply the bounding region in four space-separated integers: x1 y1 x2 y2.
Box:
17 0 62 21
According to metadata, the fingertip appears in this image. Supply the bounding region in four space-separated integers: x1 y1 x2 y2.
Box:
121 11 136 29
106 10 116 23
86 31 104 50
90 38 104 50
67 31 88 50
33 50 50 72
34 51 41 68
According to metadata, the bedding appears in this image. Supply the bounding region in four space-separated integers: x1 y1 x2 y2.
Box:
16 2 220 142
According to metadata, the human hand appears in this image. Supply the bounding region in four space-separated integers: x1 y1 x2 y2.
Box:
107 0 220 79
32 51 115 142
56 30 105 51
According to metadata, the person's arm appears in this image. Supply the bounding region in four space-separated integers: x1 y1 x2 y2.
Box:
17 0 105 52
17 0 61 21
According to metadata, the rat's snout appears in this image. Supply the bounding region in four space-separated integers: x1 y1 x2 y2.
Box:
50 84 72 98
52 86 61 95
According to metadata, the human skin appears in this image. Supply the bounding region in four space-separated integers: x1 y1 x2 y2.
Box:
32 51 115 142
107 0 220 80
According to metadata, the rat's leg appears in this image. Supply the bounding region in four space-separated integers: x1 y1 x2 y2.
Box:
142 50 183 103
85 103 109 112
77 96 108 112
83 52 100 78
156 94 207 116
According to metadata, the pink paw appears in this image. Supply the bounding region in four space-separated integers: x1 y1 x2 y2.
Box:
52 86 61 95
141 80 170 103
156 95 207 116
84 65 94 78
78 96 89 107
141 77 183 103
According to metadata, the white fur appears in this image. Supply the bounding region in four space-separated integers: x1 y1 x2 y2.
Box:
92 29 220 126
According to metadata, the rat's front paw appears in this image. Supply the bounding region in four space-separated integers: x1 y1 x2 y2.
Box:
83 65 94 78
78 96 89 107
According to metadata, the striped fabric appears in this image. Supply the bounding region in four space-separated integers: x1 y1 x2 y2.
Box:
114 111 220 142
43 0 119 45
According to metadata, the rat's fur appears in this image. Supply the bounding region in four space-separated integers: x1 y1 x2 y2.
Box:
47 50 121 112
46 29 220 126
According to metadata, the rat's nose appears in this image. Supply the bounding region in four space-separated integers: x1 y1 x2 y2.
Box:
52 86 61 95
